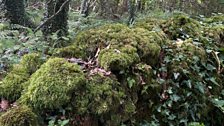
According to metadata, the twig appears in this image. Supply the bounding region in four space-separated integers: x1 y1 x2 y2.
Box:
34 0 71 33
211 51 221 74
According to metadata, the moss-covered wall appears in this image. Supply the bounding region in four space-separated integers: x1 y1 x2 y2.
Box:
0 13 224 126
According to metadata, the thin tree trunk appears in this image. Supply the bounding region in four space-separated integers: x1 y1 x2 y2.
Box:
80 0 89 17
42 0 70 37
3 0 35 28
127 0 135 25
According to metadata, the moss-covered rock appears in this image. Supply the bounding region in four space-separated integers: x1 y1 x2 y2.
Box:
53 45 86 58
0 53 45 102
72 73 125 115
132 28 165 65
204 14 224 24
167 39 206 75
19 58 85 110
98 45 140 71
0 105 39 126
71 72 139 125
53 24 135 59
54 23 167 67
0 65 29 102
161 13 202 39
19 53 46 74
134 18 166 31
204 25 224 45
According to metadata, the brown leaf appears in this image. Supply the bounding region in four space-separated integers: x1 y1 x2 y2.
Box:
0 99 9 111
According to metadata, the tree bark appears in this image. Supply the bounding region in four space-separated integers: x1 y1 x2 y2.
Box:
3 0 35 28
127 0 135 25
42 0 70 37
80 0 89 17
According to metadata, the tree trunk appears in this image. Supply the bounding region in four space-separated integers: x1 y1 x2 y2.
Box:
42 0 70 37
80 0 89 17
3 0 35 28
127 0 135 25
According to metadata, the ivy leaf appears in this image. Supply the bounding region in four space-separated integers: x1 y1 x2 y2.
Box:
127 77 136 88
167 87 173 94
209 77 220 86
195 82 205 94
168 114 176 120
212 99 224 112
60 119 69 126
171 94 180 102
206 64 216 71
173 72 180 80
221 90 224 96
183 80 192 89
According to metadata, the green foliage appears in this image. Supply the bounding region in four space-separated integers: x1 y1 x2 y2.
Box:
73 73 125 115
161 13 203 39
188 122 205 126
19 58 85 110
0 53 45 102
0 105 39 126
55 23 166 67
1 1 224 125
0 25 49 76
98 45 140 71
48 117 69 126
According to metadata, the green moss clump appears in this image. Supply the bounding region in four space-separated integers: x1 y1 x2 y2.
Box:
73 73 125 115
53 45 86 58
54 24 167 67
188 122 205 126
0 105 39 126
19 53 46 74
0 65 29 102
181 39 206 60
134 18 166 31
0 23 8 31
19 58 85 110
204 25 224 45
0 53 45 102
133 28 164 65
98 45 140 71
161 14 202 39
74 24 136 59
168 39 206 75
53 24 135 59
204 14 224 24
134 63 153 84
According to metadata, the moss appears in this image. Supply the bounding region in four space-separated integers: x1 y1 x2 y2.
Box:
55 24 166 67
0 65 29 102
188 122 205 126
74 24 134 58
98 45 140 71
204 14 224 24
53 45 86 58
0 23 8 31
134 63 153 85
52 24 135 59
19 58 85 110
0 105 39 126
0 53 45 102
204 25 224 45
133 28 163 65
19 53 46 74
134 18 166 31
161 14 202 39
72 73 125 115
168 39 206 76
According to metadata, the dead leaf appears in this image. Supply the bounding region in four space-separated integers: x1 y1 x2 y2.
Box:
0 99 9 111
